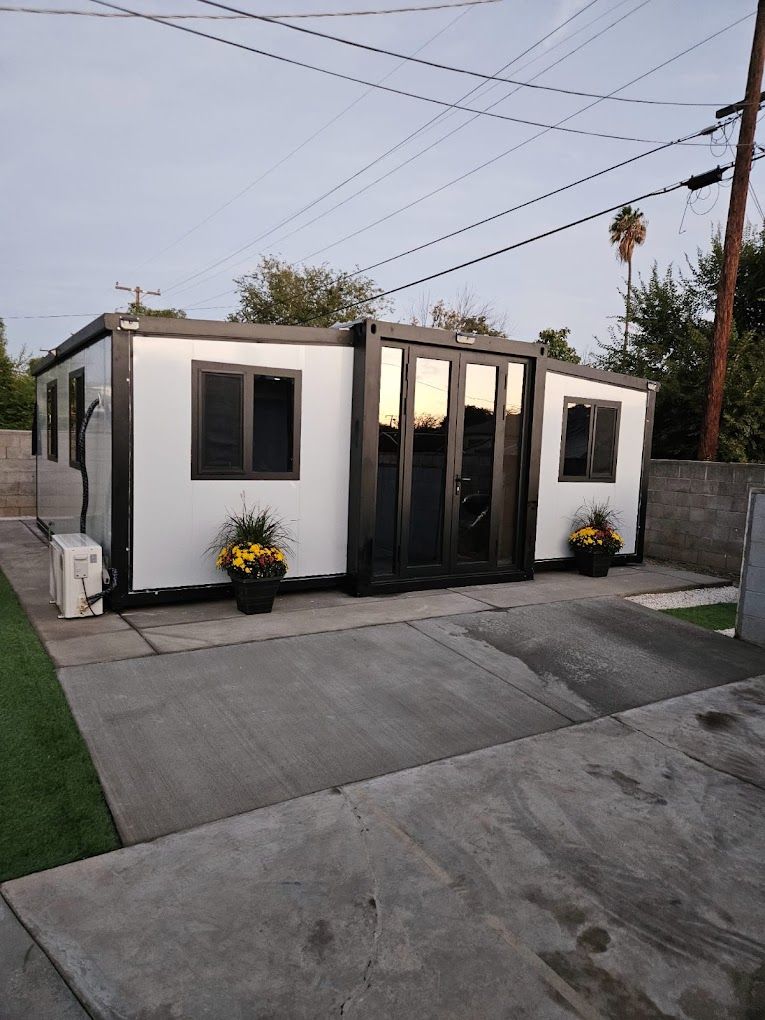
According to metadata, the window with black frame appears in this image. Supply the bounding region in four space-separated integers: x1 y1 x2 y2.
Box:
192 361 301 480
68 368 85 468
559 397 620 482
46 380 58 461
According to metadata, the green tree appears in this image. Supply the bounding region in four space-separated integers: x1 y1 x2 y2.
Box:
0 319 35 430
127 302 186 318
609 205 647 361
410 288 506 336
538 327 580 363
595 228 765 462
229 257 390 327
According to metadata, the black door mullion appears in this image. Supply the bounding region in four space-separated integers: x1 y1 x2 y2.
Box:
398 347 417 574
488 364 507 570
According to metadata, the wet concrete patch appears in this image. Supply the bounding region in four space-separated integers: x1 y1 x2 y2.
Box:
617 676 765 789
415 598 765 718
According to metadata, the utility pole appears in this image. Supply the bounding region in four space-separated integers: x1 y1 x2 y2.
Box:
115 282 161 309
698 1 765 461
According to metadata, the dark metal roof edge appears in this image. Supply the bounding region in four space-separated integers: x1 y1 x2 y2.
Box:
545 358 659 392
32 314 117 376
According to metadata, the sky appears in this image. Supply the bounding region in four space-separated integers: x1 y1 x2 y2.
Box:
1 0 760 361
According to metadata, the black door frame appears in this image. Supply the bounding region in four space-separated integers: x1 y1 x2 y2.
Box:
347 319 546 595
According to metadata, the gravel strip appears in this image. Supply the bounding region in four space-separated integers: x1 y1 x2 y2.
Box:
627 585 739 611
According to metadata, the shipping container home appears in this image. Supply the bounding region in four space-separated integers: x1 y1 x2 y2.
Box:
32 314 656 609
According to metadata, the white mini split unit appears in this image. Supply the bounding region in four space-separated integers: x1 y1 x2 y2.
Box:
49 534 104 618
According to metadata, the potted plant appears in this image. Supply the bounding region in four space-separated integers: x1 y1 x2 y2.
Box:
212 501 292 615
568 501 624 577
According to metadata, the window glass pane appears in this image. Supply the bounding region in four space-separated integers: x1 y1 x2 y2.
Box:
408 357 450 566
563 402 591 477
498 363 525 561
69 372 84 466
47 383 58 460
457 363 497 563
591 405 618 477
374 347 403 575
252 375 294 473
202 372 243 470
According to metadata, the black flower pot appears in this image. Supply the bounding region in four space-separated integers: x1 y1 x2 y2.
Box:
228 572 282 615
573 548 614 578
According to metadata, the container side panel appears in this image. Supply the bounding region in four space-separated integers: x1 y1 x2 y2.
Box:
131 337 352 590
536 372 647 559
35 336 112 556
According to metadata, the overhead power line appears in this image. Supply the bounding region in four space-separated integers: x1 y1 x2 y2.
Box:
89 1 668 145
345 125 741 278
299 156 763 324
289 11 754 267
170 5 743 299
161 0 648 296
195 0 717 108
0 0 502 17
133 2 473 269
186 123 720 310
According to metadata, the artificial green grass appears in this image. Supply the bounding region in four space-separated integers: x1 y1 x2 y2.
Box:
661 602 737 632
0 569 119 881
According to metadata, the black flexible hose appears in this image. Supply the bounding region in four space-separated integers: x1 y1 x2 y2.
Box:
78 398 100 534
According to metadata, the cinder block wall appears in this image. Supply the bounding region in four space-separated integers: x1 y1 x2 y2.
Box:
645 459 765 577
0 430 35 517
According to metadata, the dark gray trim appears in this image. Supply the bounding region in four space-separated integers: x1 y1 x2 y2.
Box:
117 572 345 608
521 356 546 577
32 315 113 377
45 379 58 461
131 316 353 346
354 566 528 596
191 360 302 481
68 366 85 469
32 314 353 377
558 395 621 483
546 357 656 392
374 317 546 360
110 330 132 610
634 386 657 563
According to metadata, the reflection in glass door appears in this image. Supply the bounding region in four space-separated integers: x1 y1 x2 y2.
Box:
407 357 452 567
370 344 528 582
498 362 526 563
456 363 498 563
374 347 404 575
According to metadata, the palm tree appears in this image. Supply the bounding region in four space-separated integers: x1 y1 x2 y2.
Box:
609 205 647 359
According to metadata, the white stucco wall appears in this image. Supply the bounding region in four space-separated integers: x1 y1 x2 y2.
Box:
35 337 112 557
131 336 353 590
535 371 648 560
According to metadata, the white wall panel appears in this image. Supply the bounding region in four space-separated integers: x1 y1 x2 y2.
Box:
36 337 112 556
131 336 353 590
536 371 647 560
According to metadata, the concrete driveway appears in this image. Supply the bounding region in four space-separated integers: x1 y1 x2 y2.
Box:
4 677 764 1019
2 519 765 1018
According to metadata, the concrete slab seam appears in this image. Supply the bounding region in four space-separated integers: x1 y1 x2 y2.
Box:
613 716 765 795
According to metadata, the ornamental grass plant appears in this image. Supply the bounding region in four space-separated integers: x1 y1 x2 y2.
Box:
211 499 293 580
569 500 624 556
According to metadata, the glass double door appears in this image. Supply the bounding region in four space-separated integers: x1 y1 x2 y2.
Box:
374 344 526 580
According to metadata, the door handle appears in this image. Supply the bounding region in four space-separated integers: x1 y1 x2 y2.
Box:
455 475 471 495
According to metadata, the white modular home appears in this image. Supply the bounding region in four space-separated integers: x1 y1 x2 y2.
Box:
33 314 657 609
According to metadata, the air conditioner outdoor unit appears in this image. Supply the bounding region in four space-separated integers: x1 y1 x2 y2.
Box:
49 534 104 618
